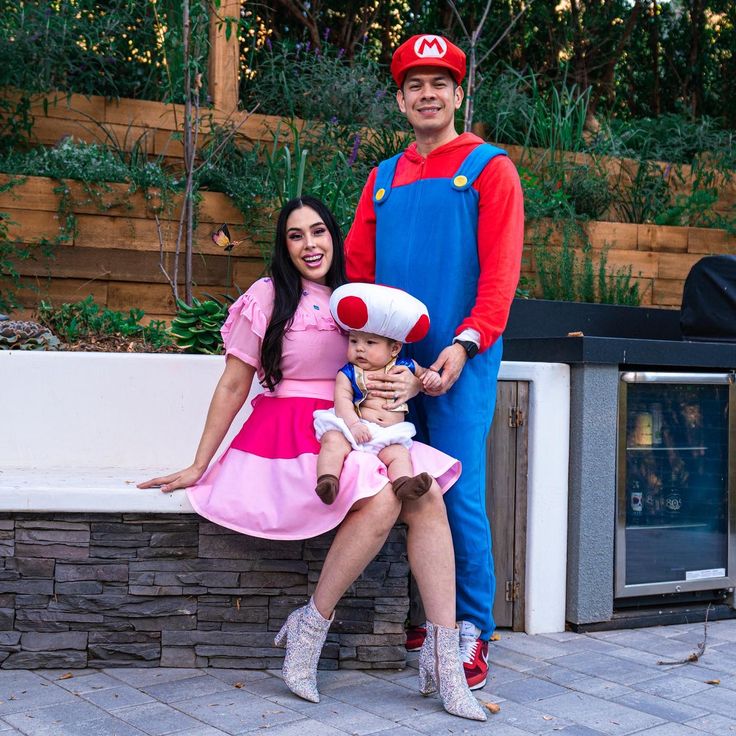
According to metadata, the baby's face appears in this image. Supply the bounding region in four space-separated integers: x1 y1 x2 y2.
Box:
347 331 401 371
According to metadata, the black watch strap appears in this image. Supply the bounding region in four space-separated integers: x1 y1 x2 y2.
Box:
453 339 479 359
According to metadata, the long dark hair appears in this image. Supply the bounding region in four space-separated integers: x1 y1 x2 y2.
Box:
260 195 348 391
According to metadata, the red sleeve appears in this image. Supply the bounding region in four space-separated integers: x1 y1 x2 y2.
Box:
456 155 524 351
345 168 378 283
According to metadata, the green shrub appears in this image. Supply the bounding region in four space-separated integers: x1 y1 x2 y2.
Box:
170 296 233 354
38 296 172 349
533 225 644 305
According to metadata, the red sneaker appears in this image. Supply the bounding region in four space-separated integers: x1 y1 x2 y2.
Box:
405 624 427 652
459 621 489 690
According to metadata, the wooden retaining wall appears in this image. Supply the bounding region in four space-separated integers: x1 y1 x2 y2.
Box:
522 219 736 307
3 171 734 321
0 174 267 322
4 89 735 221
2 91 735 317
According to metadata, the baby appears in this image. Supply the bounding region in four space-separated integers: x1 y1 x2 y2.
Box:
313 284 441 505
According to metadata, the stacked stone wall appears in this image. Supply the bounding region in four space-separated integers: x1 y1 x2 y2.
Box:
0 514 408 670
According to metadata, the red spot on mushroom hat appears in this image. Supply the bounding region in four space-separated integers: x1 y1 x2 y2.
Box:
330 284 430 343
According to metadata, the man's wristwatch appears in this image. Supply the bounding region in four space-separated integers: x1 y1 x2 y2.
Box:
453 339 479 359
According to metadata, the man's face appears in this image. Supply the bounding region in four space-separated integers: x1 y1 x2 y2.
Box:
396 68 463 137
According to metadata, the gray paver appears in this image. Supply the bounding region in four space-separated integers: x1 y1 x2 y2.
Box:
492 676 570 704
612 690 710 722
284 699 399 734
170 688 304 734
104 668 208 688
3 715 147 736
3 700 109 732
549 651 661 686
113 701 209 735
82 684 157 711
680 684 736 717
2 621 736 734
635 672 714 700
403 708 529 734
0 672 77 717
683 712 736 734
141 675 234 704
525 691 665 735
632 725 709 735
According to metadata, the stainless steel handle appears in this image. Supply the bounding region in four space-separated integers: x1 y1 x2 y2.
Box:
621 371 735 384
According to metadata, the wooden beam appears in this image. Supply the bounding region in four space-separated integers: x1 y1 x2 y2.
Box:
208 0 241 113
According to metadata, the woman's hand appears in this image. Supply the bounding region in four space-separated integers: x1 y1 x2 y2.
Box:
366 365 422 410
137 464 206 494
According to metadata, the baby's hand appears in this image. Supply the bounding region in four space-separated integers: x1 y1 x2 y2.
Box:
421 369 442 392
350 422 372 445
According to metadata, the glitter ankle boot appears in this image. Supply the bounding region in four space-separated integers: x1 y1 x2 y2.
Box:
418 622 487 721
274 597 333 703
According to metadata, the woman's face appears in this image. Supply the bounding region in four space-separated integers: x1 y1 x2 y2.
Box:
284 205 334 285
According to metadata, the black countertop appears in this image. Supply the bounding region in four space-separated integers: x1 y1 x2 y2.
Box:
504 335 736 369
503 299 736 369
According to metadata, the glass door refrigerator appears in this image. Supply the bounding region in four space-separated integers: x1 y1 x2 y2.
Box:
615 372 736 600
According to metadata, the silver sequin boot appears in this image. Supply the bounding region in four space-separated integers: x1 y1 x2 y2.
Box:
274 597 333 703
418 621 487 721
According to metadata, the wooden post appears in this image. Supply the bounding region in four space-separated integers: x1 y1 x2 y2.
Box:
208 0 240 112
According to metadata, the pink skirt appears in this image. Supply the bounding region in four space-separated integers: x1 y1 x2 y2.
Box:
187 395 461 540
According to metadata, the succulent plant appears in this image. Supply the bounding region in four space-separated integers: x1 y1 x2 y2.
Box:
170 296 234 355
0 314 61 350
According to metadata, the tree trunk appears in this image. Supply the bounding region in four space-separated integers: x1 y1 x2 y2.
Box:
649 0 660 116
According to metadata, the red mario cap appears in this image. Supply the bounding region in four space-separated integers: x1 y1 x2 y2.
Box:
391 34 466 87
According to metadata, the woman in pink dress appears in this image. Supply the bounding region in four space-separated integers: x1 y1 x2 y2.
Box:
139 196 486 722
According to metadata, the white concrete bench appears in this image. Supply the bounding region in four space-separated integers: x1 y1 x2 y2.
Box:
0 351 258 513
0 351 569 635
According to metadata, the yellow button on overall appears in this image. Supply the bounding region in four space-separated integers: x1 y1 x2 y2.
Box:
453 175 468 187
375 188 386 201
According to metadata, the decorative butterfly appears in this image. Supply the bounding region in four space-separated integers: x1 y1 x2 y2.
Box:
211 223 245 252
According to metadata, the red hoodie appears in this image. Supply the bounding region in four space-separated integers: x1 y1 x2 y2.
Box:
345 132 525 351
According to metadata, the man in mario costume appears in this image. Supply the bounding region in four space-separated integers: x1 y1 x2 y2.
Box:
345 33 524 690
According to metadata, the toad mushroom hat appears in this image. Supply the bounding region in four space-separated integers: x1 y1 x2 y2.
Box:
329 283 430 343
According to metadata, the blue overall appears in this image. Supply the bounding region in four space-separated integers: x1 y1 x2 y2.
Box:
372 143 506 638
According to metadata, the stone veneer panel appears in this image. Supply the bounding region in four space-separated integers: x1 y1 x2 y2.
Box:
0 514 408 670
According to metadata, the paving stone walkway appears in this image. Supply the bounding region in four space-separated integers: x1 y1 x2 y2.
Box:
2 620 736 735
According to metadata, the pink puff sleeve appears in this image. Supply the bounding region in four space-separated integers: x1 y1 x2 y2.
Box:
220 278 275 369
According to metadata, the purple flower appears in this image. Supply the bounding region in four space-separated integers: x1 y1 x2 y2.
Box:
375 89 386 100
663 163 672 181
347 133 361 166
338 48 345 58
265 37 272 51
305 40 311 53
323 27 331 41
329 115 338 125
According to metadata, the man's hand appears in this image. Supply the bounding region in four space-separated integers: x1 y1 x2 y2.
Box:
365 364 422 410
427 343 468 395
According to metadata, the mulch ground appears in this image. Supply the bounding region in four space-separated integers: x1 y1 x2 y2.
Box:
60 335 183 353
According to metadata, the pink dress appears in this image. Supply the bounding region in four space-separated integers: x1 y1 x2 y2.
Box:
186 277 461 540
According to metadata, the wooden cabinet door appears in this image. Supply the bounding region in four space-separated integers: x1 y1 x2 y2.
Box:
487 380 529 631
409 380 530 632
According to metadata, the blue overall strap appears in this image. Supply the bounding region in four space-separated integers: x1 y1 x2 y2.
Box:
372 152 403 206
395 356 416 374
451 143 507 191
339 363 365 404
